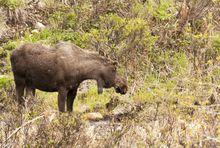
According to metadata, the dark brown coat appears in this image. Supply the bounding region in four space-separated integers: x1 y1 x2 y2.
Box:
10 42 127 112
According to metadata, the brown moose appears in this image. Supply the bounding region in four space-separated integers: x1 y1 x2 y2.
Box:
10 41 128 112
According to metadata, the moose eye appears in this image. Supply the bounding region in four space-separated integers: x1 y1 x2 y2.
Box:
112 68 116 72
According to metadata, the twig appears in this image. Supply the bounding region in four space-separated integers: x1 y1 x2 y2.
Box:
130 82 137 95
203 137 220 143
3 115 45 145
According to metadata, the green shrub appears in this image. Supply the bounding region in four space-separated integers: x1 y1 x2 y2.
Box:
64 11 77 29
49 10 77 30
0 0 25 9
48 11 66 29
0 75 12 88
169 52 189 77
7 28 90 49
0 48 7 58
147 0 175 20
3 41 16 51
211 67 220 84
212 35 220 51
87 13 157 59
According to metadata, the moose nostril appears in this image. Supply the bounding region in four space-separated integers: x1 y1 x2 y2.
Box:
116 87 121 93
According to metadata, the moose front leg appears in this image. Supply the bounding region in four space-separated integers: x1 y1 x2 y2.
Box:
97 79 104 94
66 88 77 112
58 87 68 112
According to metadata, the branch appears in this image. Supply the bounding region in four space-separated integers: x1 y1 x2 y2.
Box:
3 115 45 145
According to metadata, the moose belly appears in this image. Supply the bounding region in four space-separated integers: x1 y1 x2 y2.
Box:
25 73 59 92
34 83 58 92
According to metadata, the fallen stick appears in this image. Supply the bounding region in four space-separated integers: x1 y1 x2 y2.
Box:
204 136 220 143
3 115 45 145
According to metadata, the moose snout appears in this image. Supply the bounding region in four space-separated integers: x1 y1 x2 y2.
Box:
114 76 128 95
115 86 127 95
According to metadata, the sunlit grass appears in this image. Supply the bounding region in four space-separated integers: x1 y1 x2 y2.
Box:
35 85 114 113
36 90 57 110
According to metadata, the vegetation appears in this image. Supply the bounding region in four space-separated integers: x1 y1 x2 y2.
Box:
0 0 220 147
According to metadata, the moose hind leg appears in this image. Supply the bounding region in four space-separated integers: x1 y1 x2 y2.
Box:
67 89 77 112
14 78 25 106
26 87 36 97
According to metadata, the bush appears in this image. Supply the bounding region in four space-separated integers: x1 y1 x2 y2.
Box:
0 75 12 88
0 0 25 9
2 41 16 51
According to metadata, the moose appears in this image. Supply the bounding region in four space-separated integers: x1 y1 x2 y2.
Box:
10 41 128 112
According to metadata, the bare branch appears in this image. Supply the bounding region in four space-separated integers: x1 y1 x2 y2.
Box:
3 115 45 145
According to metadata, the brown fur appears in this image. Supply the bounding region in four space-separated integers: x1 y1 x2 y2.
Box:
10 41 128 112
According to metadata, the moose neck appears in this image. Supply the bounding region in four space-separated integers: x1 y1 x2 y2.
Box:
78 59 105 94
79 60 103 81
